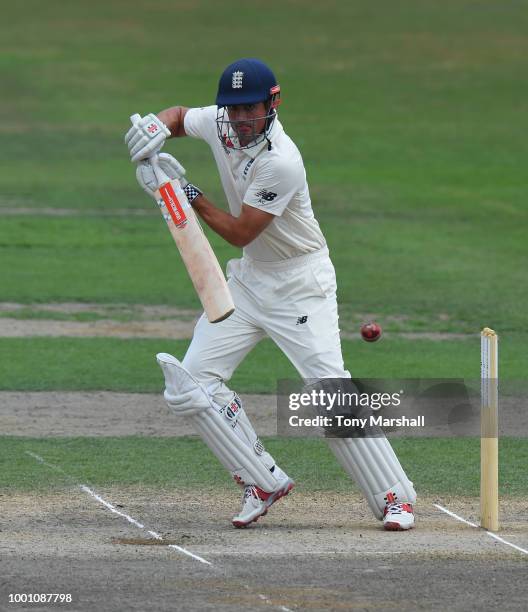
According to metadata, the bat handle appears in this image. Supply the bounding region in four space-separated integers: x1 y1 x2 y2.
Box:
149 154 170 189
129 113 169 188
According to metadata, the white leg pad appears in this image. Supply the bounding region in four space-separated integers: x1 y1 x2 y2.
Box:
156 353 279 492
158 352 211 416
327 436 416 520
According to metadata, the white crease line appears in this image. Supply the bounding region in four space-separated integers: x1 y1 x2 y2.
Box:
81 485 145 529
254 588 292 612
434 503 528 556
166 546 213 565
26 451 293 610
26 450 70 475
485 532 528 556
26 451 211 565
148 531 293 609
146 529 214 566
434 504 478 528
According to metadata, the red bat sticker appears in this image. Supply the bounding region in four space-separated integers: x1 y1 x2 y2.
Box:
159 182 187 227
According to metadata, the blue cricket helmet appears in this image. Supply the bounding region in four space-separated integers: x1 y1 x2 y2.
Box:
216 58 280 107
215 58 282 150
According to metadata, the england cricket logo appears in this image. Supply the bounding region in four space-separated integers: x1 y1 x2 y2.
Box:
232 70 244 88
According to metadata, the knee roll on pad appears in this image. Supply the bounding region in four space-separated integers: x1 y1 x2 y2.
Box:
158 353 211 416
327 436 416 520
156 353 279 492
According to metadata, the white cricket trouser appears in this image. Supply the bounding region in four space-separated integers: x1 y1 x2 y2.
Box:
182 246 350 400
182 247 416 515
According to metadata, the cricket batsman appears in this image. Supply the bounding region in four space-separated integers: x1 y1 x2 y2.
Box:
125 58 416 530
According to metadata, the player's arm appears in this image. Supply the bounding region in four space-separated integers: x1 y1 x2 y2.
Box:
192 196 275 248
190 154 300 247
157 106 189 138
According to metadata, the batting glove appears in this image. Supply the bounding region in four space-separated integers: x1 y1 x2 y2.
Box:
125 113 171 163
136 153 187 199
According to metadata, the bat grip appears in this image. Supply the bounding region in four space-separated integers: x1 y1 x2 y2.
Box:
149 154 170 189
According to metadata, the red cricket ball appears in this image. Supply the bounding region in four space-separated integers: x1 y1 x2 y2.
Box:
360 321 382 342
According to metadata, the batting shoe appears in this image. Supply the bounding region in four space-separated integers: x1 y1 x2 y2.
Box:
383 501 415 531
232 477 294 528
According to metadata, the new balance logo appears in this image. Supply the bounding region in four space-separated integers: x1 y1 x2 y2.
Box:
255 189 277 204
232 70 244 88
296 316 308 325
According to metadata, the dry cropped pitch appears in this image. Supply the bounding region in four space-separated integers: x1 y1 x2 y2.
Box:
2 394 528 611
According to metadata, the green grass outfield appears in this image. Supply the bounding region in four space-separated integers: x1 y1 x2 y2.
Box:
1 1 527 496
1 1 527 333
0 336 526 393
0 214 525 331
2 437 527 497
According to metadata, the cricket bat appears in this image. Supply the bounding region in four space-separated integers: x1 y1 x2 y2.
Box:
130 115 235 323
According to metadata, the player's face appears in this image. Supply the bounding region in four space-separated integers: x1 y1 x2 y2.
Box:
226 102 268 146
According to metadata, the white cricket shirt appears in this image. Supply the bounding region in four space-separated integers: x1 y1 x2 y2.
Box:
184 105 326 261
